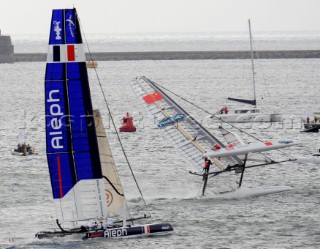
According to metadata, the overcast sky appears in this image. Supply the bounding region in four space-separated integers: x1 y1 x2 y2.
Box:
1 0 320 35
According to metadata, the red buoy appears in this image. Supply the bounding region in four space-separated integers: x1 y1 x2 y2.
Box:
119 112 136 132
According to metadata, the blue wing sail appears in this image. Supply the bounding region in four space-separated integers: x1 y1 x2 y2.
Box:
45 9 102 200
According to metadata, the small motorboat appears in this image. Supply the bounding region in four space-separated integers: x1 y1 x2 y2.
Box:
312 149 320 157
301 124 319 133
301 127 319 133
12 143 36 156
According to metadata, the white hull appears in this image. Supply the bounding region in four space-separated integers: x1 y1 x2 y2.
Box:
215 113 282 123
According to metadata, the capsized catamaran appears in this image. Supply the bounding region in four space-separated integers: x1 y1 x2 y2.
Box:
130 76 299 196
36 8 173 239
215 20 281 123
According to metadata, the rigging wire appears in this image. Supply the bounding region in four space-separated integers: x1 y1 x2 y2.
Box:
78 17 151 217
152 81 263 140
252 41 272 99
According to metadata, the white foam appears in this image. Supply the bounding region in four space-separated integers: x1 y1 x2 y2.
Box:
203 186 293 199
293 157 320 164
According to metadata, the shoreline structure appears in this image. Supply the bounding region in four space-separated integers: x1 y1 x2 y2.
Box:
14 50 320 62
1 33 320 63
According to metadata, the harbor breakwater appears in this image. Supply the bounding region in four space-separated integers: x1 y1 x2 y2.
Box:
0 33 14 63
14 50 320 62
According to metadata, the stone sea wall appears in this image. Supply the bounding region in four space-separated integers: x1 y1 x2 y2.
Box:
0 35 14 63
14 50 320 62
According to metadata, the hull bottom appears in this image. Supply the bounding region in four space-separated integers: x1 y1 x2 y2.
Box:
36 227 87 239
36 223 173 240
12 151 37 156
85 223 174 239
303 124 320 132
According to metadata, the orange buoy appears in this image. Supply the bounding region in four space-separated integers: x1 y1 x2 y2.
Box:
119 112 136 132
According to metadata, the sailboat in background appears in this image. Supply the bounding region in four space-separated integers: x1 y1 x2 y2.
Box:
215 20 282 123
36 8 173 239
130 76 298 196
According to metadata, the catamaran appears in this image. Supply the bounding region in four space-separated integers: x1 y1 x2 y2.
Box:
130 76 299 196
36 8 173 239
215 20 281 123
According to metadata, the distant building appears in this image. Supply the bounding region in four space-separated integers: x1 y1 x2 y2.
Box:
0 30 14 63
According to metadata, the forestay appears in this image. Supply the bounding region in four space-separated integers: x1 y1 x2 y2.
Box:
45 9 107 225
130 76 243 172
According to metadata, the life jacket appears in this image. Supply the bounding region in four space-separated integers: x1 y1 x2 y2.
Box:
204 161 210 168
213 144 221 151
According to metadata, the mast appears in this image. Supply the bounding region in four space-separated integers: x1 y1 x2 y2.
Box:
248 19 256 107
226 20 257 107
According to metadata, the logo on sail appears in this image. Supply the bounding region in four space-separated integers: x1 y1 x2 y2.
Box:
157 114 186 128
66 15 75 38
106 190 113 207
53 21 62 40
47 89 64 149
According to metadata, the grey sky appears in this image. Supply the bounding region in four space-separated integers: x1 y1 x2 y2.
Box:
1 0 320 34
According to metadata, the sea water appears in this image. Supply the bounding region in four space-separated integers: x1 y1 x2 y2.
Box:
0 33 320 248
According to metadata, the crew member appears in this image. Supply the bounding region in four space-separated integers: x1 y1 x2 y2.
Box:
223 106 229 114
213 143 221 151
106 219 114 228
203 157 212 174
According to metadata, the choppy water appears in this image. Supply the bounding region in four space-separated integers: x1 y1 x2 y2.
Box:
1 57 320 248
